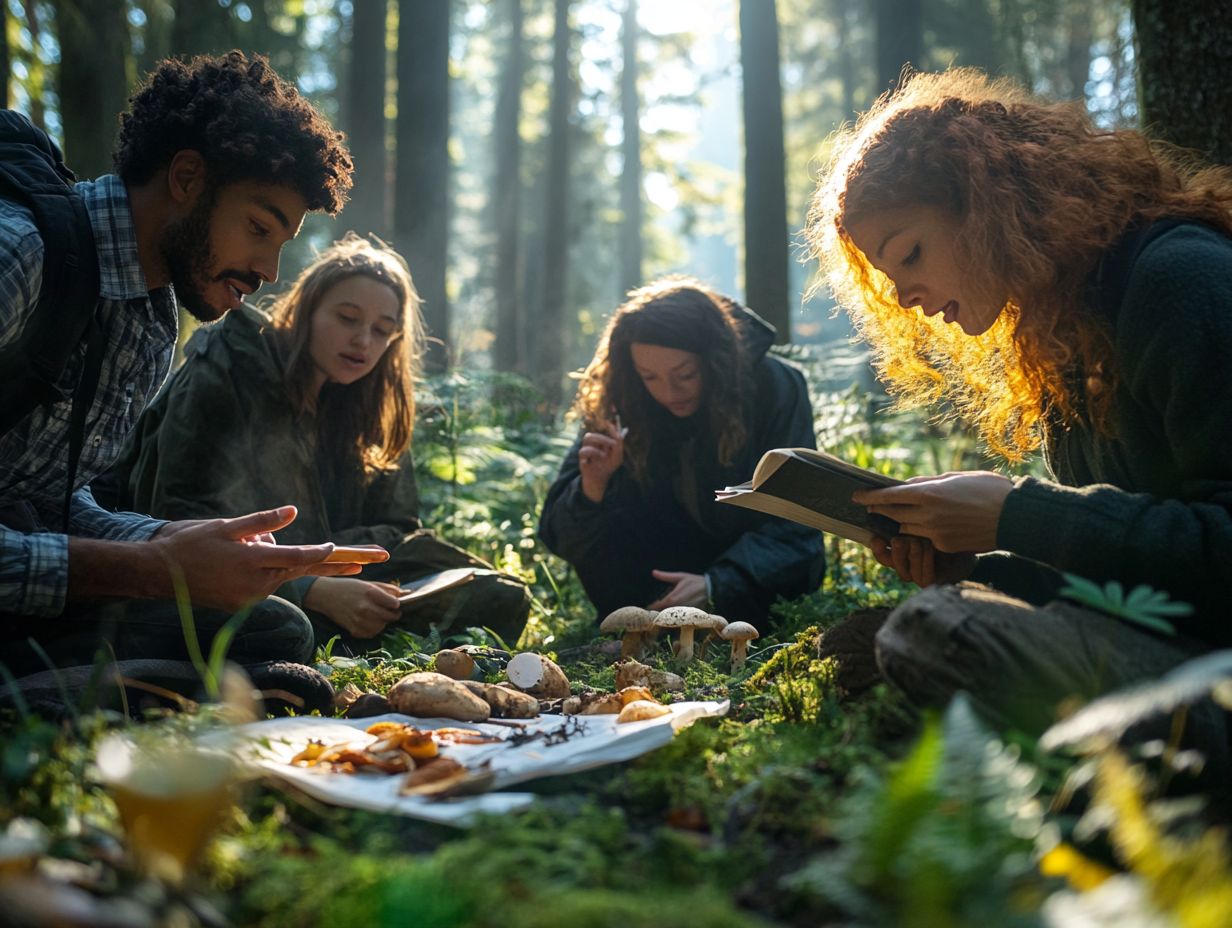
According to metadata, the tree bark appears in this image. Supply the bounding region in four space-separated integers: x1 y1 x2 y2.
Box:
1064 2 1093 103
21 0 46 130
345 0 390 240
136 0 172 78
1132 0 1232 165
618 0 642 297
493 0 525 373
171 0 233 58
534 0 573 407
739 0 790 343
873 0 922 95
52 0 131 177
0 1 10 110
395 0 452 371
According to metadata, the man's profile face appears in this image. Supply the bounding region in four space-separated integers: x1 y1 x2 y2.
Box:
161 181 308 323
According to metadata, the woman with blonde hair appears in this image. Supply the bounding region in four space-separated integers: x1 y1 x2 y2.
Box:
807 68 1232 733
109 234 530 646
539 277 825 624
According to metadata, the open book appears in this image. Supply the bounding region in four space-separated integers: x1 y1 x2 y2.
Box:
397 567 477 605
715 448 903 546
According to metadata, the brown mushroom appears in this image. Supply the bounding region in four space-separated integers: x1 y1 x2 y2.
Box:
721 621 760 673
505 652 571 699
434 648 477 681
616 700 672 723
599 606 659 659
694 612 729 661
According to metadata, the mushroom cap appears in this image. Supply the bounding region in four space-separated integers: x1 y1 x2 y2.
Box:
700 612 729 632
721 621 760 641
654 605 709 628
600 606 657 633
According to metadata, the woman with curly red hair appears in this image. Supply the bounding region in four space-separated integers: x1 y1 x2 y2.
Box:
807 68 1232 733
539 278 825 624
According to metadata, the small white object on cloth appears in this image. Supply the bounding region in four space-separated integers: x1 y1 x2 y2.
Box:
220 700 729 827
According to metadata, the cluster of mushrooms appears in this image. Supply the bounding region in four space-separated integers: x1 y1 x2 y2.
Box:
600 605 759 673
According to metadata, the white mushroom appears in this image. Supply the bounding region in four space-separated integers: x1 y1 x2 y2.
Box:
721 621 760 673
505 652 571 699
599 606 659 660
654 606 710 662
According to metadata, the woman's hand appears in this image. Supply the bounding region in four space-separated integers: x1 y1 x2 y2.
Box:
578 422 626 503
851 471 1013 553
647 570 708 610
868 534 977 587
304 577 403 639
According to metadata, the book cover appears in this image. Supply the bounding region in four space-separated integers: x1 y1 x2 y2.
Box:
716 448 902 545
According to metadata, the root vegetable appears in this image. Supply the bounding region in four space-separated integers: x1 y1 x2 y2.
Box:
460 680 540 719
434 649 477 681
506 652 571 699
387 672 490 722
617 700 672 723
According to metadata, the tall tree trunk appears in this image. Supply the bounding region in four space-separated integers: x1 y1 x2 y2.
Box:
535 0 572 408
618 0 642 297
873 0 922 94
21 0 46 130
1132 0 1232 165
739 0 790 343
136 0 172 78
345 0 390 239
171 0 233 57
395 0 452 371
1 1 10 110
1064 2 1092 103
53 0 131 177
493 0 525 373
831 0 854 117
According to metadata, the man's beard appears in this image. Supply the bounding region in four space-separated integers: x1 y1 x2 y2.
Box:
161 187 224 323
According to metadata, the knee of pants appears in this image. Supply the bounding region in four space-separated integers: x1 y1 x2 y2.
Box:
230 596 315 666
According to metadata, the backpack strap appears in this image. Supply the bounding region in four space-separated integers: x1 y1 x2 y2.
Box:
0 110 101 437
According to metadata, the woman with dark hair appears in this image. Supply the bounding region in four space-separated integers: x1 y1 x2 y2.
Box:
111 235 531 647
539 277 825 624
806 68 1232 733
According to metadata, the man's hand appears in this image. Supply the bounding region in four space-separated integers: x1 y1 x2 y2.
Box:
851 471 1013 553
304 577 403 639
867 534 977 587
647 570 708 610
148 506 386 612
578 422 626 503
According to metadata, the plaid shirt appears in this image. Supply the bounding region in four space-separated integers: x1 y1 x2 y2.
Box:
0 175 177 617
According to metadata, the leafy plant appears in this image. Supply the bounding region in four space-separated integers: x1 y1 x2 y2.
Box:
1059 574 1193 636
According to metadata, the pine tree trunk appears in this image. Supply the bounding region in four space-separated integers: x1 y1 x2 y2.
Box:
171 0 232 57
345 0 390 240
534 0 572 408
0 1 10 110
739 0 790 343
395 0 452 371
493 0 525 374
1132 0 1232 165
873 0 922 94
53 0 131 177
1064 2 1092 103
618 0 642 297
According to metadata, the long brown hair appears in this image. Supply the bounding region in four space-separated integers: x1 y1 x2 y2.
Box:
572 277 749 481
806 68 1232 460
270 233 422 472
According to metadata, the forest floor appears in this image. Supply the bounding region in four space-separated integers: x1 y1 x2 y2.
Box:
1 368 1228 927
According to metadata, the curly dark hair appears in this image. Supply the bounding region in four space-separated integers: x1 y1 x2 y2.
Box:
806 68 1232 460
114 51 352 214
573 277 749 482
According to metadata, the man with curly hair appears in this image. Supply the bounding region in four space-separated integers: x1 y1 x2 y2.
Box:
0 51 374 683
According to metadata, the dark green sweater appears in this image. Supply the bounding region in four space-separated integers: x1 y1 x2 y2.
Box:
975 222 1232 647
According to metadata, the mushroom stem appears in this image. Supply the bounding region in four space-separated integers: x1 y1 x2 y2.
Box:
620 631 643 660
676 627 696 663
730 639 750 672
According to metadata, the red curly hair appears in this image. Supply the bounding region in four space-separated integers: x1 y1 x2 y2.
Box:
806 69 1232 460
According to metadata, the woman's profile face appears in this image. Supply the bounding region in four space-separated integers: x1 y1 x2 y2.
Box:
308 274 401 388
630 342 705 418
847 204 1005 337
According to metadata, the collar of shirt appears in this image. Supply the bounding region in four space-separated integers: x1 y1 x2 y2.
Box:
76 174 152 302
